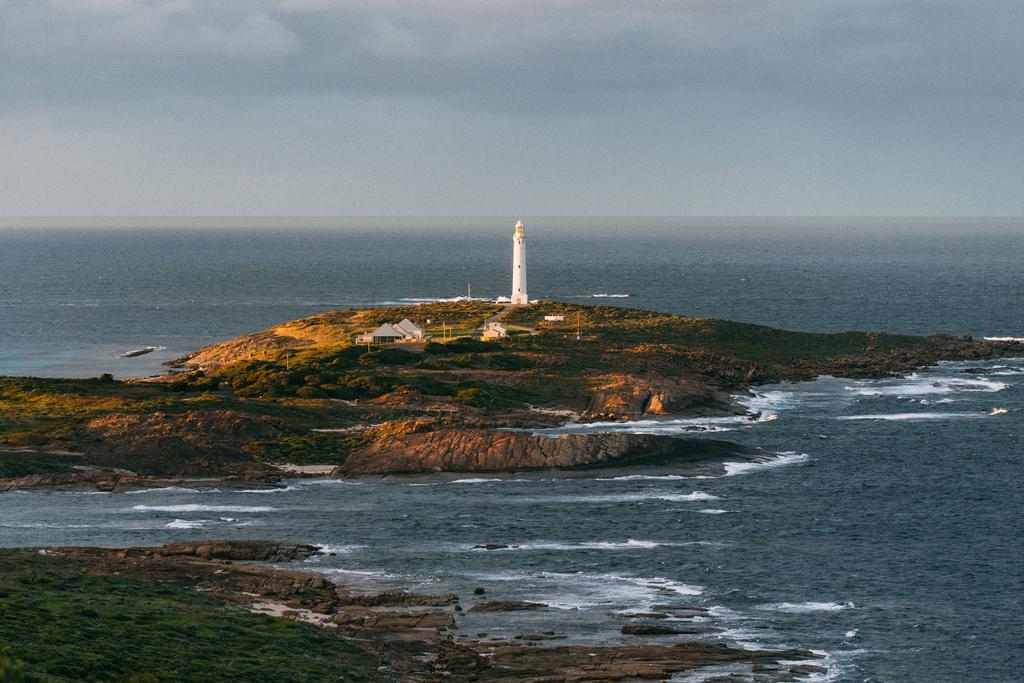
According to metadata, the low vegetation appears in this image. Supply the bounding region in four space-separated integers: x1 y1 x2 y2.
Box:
0 550 387 682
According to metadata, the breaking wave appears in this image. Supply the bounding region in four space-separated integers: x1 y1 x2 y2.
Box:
845 374 1006 397
756 601 855 613
724 452 809 476
235 486 301 493
514 491 722 504
540 411 777 436
836 412 992 421
471 539 679 552
165 519 207 529
127 486 203 495
131 504 276 513
308 544 367 559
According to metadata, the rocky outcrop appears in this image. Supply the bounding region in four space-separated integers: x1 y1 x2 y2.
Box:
468 601 547 613
587 374 729 419
120 540 320 563
338 429 759 475
79 410 280 475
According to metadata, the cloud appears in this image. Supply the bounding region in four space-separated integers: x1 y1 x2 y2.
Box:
1 0 1021 109
1 1 1022 216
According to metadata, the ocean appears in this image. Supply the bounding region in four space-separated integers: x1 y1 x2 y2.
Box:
1 217 1023 681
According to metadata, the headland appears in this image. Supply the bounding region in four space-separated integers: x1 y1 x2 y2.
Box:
1 300 1017 491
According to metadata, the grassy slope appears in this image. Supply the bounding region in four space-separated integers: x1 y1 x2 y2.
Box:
0 550 387 682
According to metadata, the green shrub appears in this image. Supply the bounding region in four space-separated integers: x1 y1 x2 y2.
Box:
425 338 492 354
358 348 419 366
489 353 533 371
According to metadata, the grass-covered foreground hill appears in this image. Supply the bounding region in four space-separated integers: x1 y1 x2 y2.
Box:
1 301 1016 486
0 541 825 682
0 548 386 682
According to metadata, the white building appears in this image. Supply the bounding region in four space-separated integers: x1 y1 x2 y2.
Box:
511 220 528 305
357 318 425 345
544 315 564 322
482 321 508 340
393 318 424 339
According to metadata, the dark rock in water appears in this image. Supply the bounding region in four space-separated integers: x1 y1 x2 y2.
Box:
958 367 990 374
515 633 567 641
473 543 511 550
469 600 547 613
473 586 486 595
622 624 708 636
790 664 829 675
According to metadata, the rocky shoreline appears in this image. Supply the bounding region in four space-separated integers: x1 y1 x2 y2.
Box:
23 540 826 682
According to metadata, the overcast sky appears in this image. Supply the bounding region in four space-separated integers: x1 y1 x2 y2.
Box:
1 0 1022 217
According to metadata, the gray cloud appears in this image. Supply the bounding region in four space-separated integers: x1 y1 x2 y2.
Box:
3 1 1022 106
0 1 1022 215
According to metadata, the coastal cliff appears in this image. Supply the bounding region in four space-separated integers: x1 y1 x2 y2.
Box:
1 300 1018 487
338 429 761 475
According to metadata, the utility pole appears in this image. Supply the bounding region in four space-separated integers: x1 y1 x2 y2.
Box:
576 312 582 341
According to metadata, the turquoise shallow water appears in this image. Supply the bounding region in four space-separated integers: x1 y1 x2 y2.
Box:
1 218 1023 681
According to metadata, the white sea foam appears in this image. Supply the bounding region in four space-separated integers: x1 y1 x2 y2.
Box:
473 539 676 552
591 293 630 298
449 478 504 484
515 490 722 504
0 528 93 532
541 411 777 437
309 544 367 558
165 519 207 529
127 486 202 495
294 478 363 487
399 295 487 303
736 390 801 413
461 569 703 610
538 572 704 609
983 336 1024 342
595 474 688 481
697 508 728 514
235 486 300 493
845 374 1006 397
756 600 854 613
723 452 809 476
836 412 991 421
132 504 276 513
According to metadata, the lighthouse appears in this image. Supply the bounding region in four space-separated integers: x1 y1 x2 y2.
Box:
511 220 528 305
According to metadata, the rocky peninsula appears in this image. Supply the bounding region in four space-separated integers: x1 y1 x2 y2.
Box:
1 300 1018 490
0 539 825 681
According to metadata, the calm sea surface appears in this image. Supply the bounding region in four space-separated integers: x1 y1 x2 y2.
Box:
1 218 1022 681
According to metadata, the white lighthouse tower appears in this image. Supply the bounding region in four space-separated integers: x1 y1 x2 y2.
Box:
511 220 528 305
